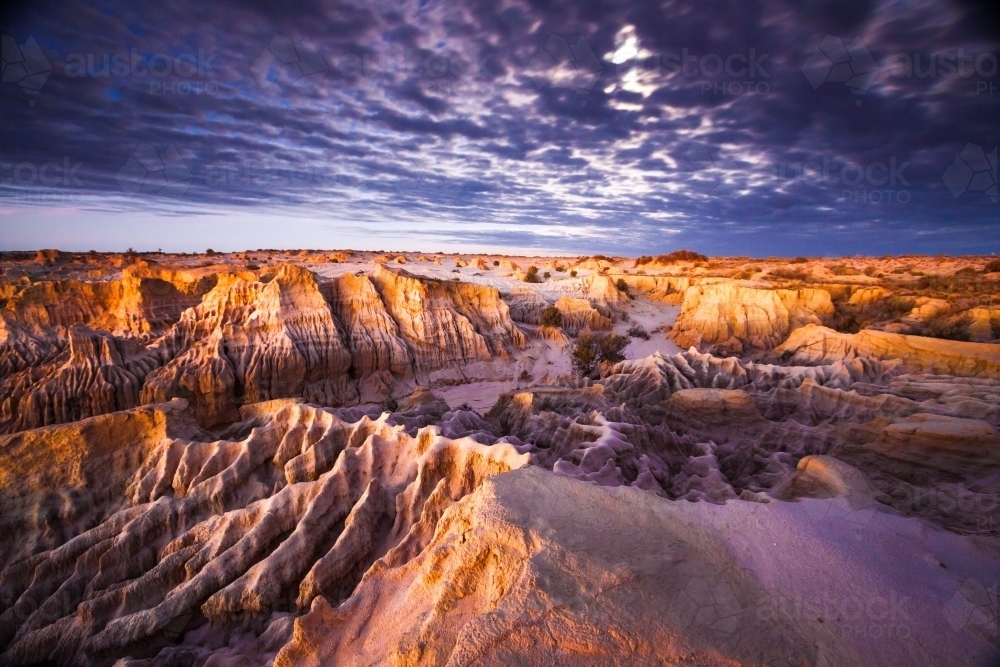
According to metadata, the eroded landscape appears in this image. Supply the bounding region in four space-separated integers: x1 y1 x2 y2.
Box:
0 249 998 666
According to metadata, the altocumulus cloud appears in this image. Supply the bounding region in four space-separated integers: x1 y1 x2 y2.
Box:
0 0 997 255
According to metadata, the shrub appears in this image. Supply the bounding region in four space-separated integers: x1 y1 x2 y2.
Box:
660 249 707 263
543 271 551 280
571 335 598 376
493 260 499 266
206 249 216 256
734 264 764 279
600 334 628 362
881 296 917 317
540 306 563 327
830 264 859 276
864 265 878 277
571 331 629 376
769 267 809 280
914 273 993 294
518 370 532 382
525 266 540 283
921 315 971 341
570 270 578 277
828 296 916 333
555 265 566 272
983 259 1000 273
954 266 978 276
790 256 809 264
615 278 629 294
635 250 708 265
627 323 650 340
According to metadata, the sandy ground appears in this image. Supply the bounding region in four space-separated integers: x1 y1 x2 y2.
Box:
430 297 682 411
615 296 683 359
427 334 574 411
672 493 1000 667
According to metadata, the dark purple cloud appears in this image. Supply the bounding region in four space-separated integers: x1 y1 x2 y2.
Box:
0 0 997 255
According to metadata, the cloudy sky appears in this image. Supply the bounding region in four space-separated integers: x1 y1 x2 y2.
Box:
1 0 997 256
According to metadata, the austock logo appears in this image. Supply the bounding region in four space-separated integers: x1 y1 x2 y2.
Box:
770 154 912 206
614 46 770 97
677 142 750 201
1 35 53 105
942 143 998 203
1 157 83 187
251 35 327 91
0 156 86 206
672 576 746 642
116 144 193 197
680 143 725 196
528 34 603 98
802 35 878 105
793 493 884 539
757 590 913 641
943 578 998 640
203 160 319 190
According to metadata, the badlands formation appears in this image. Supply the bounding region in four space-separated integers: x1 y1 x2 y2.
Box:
0 248 998 666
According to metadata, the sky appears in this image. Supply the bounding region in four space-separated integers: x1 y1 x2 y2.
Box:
1 0 998 257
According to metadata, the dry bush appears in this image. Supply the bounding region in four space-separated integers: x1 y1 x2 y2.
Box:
914 273 996 297
572 332 629 376
830 264 859 276
918 314 972 341
828 296 916 333
634 250 708 265
540 306 562 327
732 265 762 280
769 267 810 281
627 323 650 340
